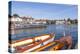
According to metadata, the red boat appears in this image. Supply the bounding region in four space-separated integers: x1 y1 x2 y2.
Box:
49 35 72 50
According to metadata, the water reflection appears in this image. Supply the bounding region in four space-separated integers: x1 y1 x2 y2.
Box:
11 24 77 40
11 27 47 40
12 27 47 34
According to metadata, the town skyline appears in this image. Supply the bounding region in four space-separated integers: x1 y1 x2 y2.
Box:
10 1 78 20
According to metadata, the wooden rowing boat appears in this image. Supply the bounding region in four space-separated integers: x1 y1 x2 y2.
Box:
9 33 55 53
49 35 72 51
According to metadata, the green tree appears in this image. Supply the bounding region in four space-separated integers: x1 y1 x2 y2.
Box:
67 18 71 21
13 14 19 18
74 19 78 24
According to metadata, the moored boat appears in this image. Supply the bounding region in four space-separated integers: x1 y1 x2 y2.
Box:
48 35 72 51
9 33 55 53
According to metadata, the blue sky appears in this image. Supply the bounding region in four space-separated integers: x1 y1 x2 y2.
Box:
11 1 78 20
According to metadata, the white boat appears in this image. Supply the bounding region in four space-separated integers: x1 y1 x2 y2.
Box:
9 33 55 53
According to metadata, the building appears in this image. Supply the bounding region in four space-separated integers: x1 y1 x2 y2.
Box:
9 16 47 29
56 20 65 24
10 16 23 22
22 16 34 24
9 16 23 29
34 19 47 24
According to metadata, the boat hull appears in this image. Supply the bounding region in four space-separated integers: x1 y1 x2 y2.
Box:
9 33 55 53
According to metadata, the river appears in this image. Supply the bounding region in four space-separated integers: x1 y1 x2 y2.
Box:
10 24 78 49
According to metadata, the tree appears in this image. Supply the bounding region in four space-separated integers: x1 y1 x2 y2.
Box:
74 19 78 24
67 18 72 24
67 18 71 21
51 20 56 24
46 20 50 24
64 19 66 21
13 14 19 18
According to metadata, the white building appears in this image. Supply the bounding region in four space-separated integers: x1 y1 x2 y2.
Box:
22 16 34 24
56 20 65 24
10 17 22 22
9 16 23 29
34 20 47 24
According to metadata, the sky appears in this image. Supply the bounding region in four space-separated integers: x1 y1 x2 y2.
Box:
10 1 78 20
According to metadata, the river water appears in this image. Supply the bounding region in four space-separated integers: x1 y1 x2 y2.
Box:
10 24 78 49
